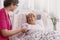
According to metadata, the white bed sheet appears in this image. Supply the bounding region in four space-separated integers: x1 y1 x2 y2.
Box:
9 23 60 40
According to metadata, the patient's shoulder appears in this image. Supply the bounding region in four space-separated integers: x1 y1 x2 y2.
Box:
21 23 29 27
22 23 28 25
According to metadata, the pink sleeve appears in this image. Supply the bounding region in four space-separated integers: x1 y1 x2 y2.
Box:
0 12 7 30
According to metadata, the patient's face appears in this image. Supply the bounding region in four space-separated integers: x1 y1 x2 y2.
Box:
27 13 36 24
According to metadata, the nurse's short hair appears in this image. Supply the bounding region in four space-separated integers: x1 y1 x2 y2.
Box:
4 0 19 7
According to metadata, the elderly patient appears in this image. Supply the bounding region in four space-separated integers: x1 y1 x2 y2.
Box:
22 13 45 31
9 13 45 40
10 13 60 40
15 13 45 40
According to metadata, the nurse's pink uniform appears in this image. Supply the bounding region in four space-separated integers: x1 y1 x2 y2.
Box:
0 8 12 40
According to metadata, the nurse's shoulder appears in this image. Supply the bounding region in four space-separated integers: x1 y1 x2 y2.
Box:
0 8 5 14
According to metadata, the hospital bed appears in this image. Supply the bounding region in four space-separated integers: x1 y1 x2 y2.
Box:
9 10 60 40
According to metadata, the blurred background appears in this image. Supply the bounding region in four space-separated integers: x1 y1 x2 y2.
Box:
0 0 60 31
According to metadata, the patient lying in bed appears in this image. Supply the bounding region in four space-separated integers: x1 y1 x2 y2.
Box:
16 13 45 40
10 13 60 40
22 13 45 31
17 13 60 40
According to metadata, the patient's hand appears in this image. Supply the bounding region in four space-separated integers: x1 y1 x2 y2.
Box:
21 28 29 33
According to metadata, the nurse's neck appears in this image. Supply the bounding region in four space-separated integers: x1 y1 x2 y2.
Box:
4 7 10 14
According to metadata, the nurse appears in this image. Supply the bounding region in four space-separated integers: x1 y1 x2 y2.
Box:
0 0 28 40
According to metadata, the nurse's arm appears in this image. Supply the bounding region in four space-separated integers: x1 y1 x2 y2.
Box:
0 13 28 37
0 28 28 37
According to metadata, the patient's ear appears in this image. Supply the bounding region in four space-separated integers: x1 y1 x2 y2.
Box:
36 14 41 20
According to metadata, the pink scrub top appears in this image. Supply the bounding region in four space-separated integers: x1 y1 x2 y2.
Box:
0 8 12 40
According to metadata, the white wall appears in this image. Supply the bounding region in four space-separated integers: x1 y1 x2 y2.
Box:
0 0 4 9
56 0 60 31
